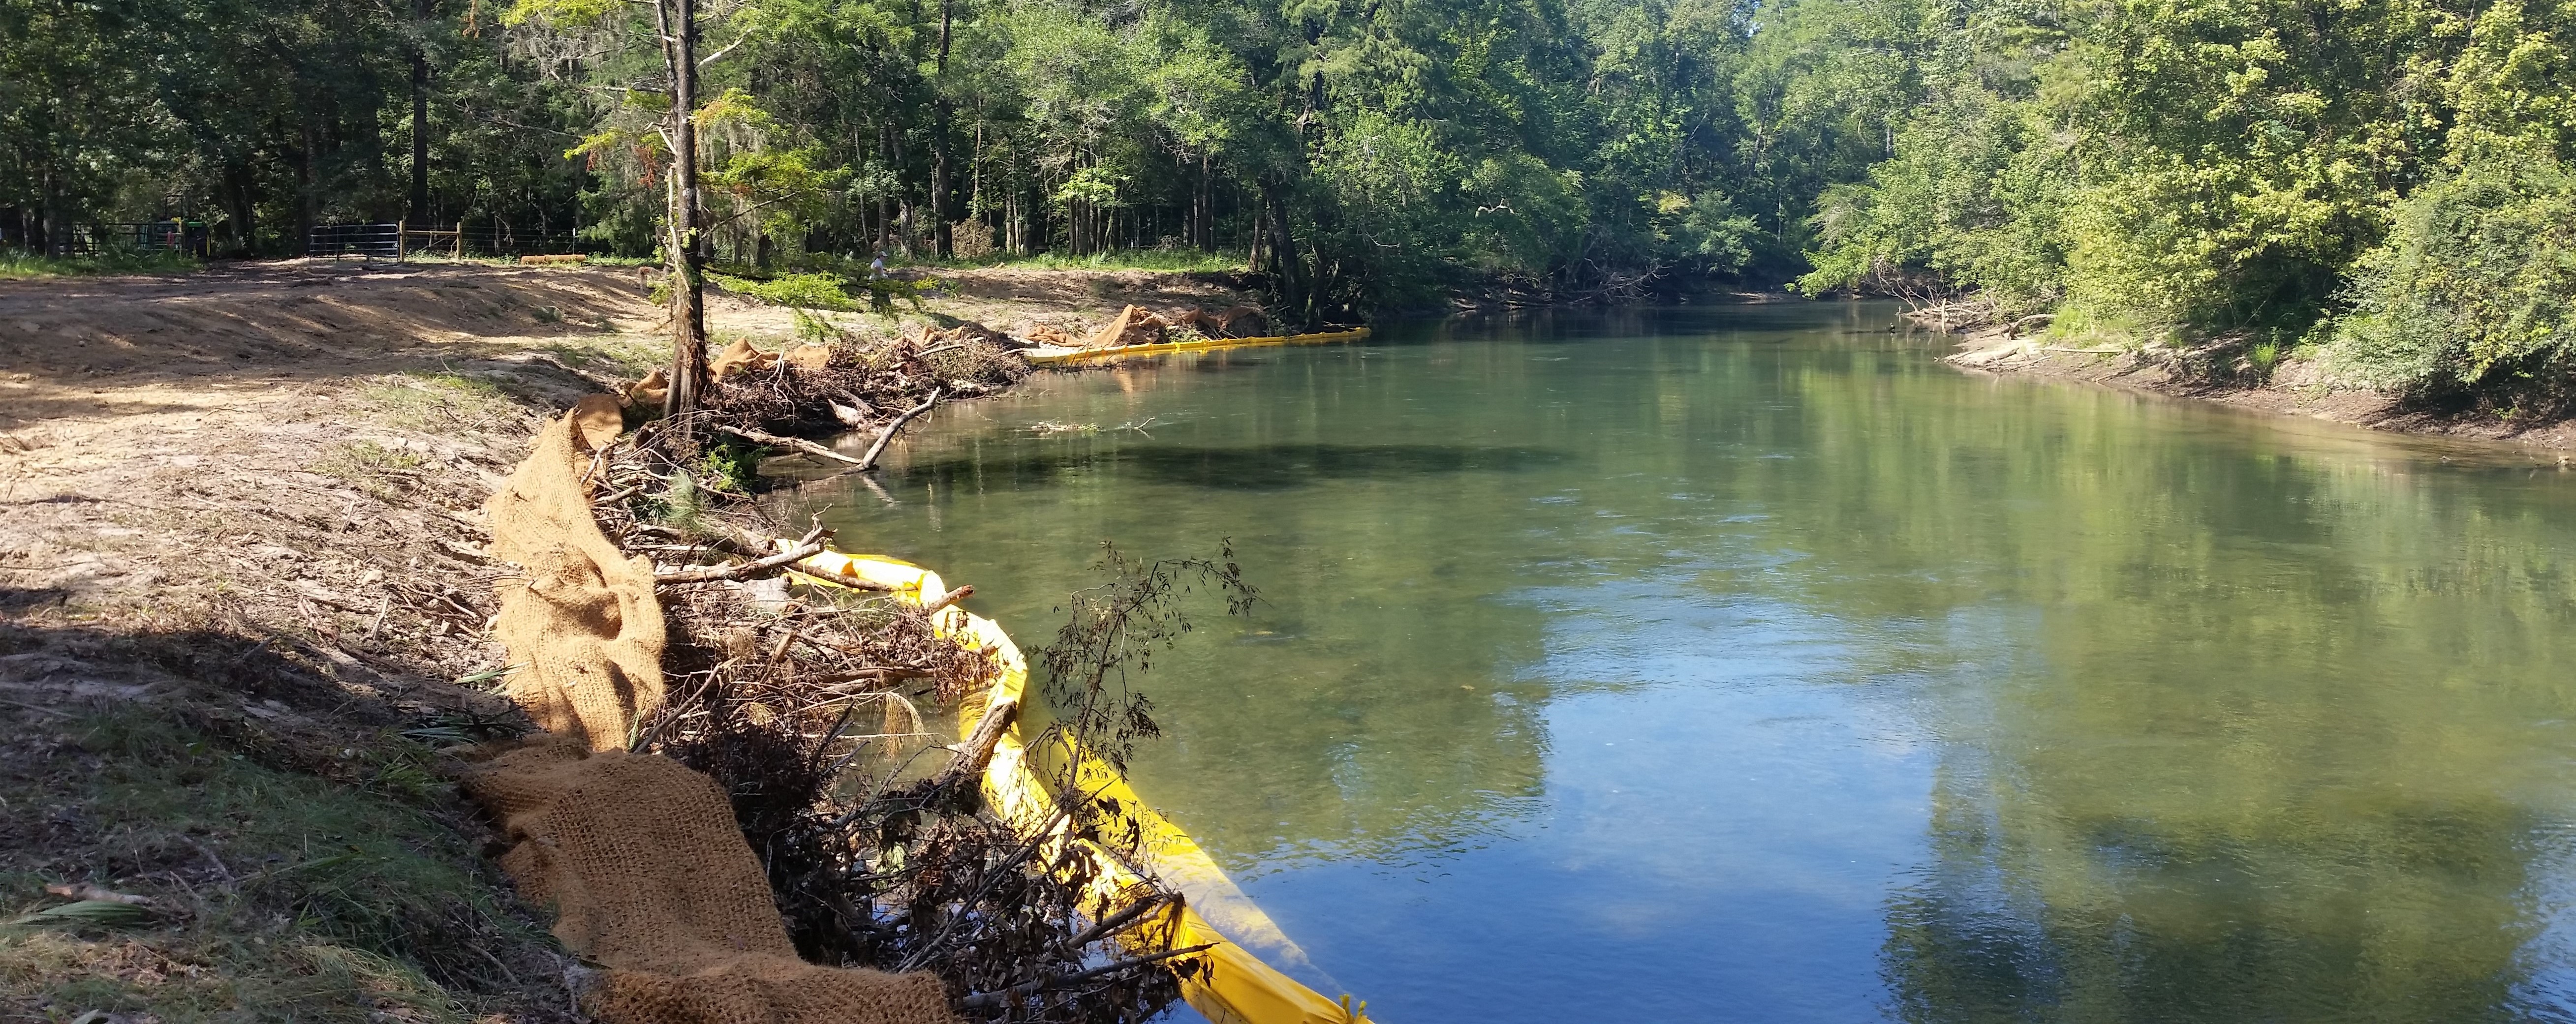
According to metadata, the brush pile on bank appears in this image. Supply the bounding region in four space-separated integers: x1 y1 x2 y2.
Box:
670 324 1029 441
536 340 1198 1023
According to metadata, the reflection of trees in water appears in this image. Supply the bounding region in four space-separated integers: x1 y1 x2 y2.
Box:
820 305 2576 1012
1717 346 2576 1021
871 354 1577 870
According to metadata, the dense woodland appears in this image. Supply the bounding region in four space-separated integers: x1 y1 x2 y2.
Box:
5 0 2573 396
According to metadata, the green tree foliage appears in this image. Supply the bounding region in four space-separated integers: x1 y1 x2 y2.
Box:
6 0 1895 313
18 0 2570 394
2328 155 2576 391
0 0 583 255
1796 0 2576 399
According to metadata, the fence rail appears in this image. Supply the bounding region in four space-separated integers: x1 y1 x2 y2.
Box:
307 223 400 260
307 221 587 261
2 221 216 257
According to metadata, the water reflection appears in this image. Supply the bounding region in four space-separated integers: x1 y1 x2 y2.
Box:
896 443 1569 492
784 304 2576 1022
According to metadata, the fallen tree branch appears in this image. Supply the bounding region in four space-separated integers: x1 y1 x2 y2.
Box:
954 943 1219 1011
816 666 936 690
929 699 1016 791
923 584 973 613
655 526 829 584
713 423 867 467
858 389 944 471
1063 892 1174 951
630 522 768 559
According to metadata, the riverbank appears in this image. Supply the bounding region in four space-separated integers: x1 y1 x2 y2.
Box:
1943 327 2576 456
0 259 1262 1021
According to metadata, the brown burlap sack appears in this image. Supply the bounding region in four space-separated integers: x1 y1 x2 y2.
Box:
463 740 957 1024
1168 308 1224 337
485 403 667 750
1023 324 1077 348
623 368 670 411
571 393 625 451
1083 305 1168 349
784 343 835 369
924 321 1012 349
711 337 778 379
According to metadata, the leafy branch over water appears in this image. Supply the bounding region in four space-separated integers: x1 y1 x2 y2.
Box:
1039 540 1259 776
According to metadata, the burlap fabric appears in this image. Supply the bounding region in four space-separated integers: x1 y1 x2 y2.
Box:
710 337 777 378
463 740 958 1024
485 400 667 750
623 368 670 411
920 321 1012 349
1083 305 1169 349
784 343 835 369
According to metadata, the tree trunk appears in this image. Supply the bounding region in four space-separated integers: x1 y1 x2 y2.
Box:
1244 188 1262 274
298 122 317 257
1194 154 1213 251
660 0 710 439
1263 181 1302 323
930 0 954 259
39 170 61 258
409 0 431 223
877 122 893 252
221 164 257 257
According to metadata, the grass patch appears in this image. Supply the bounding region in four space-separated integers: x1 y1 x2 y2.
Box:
0 249 201 280
313 441 429 500
710 266 938 316
354 372 521 435
541 334 668 383
0 708 555 1023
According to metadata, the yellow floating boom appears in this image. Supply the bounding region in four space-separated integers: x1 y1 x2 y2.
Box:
1024 327 1372 366
787 545 1377 1024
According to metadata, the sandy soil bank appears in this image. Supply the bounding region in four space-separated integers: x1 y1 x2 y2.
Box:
1944 330 2576 458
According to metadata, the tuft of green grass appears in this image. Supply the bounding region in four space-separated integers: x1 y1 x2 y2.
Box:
2249 339 2281 373
312 441 429 499
0 709 556 1023
542 334 667 383
354 372 518 435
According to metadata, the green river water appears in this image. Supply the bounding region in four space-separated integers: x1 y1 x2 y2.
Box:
785 302 2576 1022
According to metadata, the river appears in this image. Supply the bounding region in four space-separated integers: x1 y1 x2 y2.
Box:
785 302 2576 1022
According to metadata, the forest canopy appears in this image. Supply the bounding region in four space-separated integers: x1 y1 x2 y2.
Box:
5 0 2573 390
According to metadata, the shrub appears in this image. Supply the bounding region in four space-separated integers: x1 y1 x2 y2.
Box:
711 270 861 310
2328 154 2576 390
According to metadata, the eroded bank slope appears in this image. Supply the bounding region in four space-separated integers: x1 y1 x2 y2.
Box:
1943 327 2576 458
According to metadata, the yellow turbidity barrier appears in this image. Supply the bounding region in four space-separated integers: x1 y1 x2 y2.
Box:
1024 328 1372 366
786 546 1376 1024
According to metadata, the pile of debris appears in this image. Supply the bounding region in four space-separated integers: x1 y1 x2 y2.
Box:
1018 304 1270 351
464 331 1207 1023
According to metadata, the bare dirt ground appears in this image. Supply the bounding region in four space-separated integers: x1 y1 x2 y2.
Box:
1 261 666 1023
703 265 1255 344
1945 331 2576 457
0 259 1252 1023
